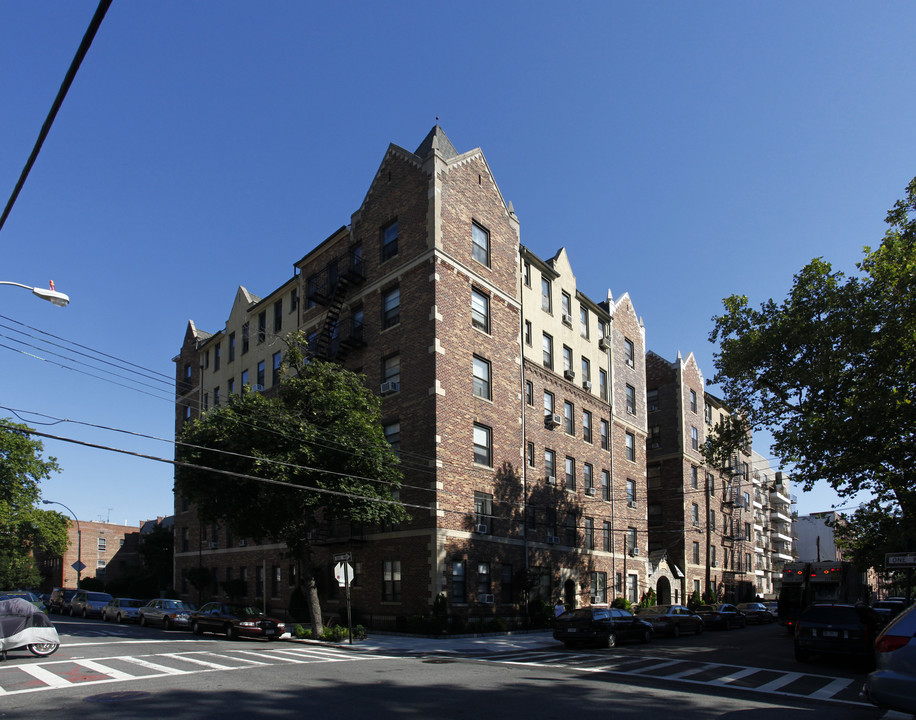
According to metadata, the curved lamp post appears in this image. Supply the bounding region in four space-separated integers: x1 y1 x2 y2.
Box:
0 280 69 307
42 500 82 588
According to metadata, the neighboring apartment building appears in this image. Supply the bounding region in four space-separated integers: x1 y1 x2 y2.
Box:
645 351 795 602
37 519 143 590
796 511 844 563
172 126 655 623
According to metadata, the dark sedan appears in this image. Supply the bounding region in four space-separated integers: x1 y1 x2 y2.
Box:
635 604 704 637
736 602 776 624
553 606 653 648
696 603 747 630
794 603 882 668
190 602 286 641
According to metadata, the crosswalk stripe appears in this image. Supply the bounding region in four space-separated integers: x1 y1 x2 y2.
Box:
809 677 855 700
753 671 805 693
16 664 71 688
118 656 187 675
158 653 236 670
78 659 135 681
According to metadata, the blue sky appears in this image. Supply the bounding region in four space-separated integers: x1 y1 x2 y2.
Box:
1 1 913 526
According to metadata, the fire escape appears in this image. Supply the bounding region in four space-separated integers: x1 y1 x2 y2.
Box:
305 247 366 361
720 456 748 599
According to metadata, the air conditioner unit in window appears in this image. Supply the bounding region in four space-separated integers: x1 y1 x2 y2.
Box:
209 542 218 549
562 312 573 326
252 384 264 392
474 524 488 534
546 475 557 485
564 369 576 381
238 539 247 547
545 413 561 428
582 380 592 391
380 381 400 395
598 337 610 351
585 488 596 496
546 535 560 544
711 560 718 568
650 441 661 449
629 547 640 557
627 500 637 508
478 593 495 604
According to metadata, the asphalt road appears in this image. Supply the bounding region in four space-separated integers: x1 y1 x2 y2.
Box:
0 615 908 719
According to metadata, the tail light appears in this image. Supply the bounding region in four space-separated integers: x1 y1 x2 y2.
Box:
875 635 911 653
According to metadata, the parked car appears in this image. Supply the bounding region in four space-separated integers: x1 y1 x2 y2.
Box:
764 601 779 616
872 599 910 623
863 602 916 715
794 603 883 667
736 602 776 624
47 587 78 614
190 603 286 641
101 597 146 623
0 591 48 613
69 590 114 618
553 606 653 648
635 604 704 637
695 604 747 630
139 598 197 629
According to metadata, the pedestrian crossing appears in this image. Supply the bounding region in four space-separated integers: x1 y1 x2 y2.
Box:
0 644 392 696
469 649 872 708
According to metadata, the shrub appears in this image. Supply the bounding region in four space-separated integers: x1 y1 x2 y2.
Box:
611 597 633 612
294 624 311 639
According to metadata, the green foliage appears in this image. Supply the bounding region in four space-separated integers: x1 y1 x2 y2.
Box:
80 576 106 591
527 597 553 628
611 597 633 611
318 624 366 642
0 420 69 588
709 176 916 557
294 624 310 639
637 589 657 609
687 590 702 610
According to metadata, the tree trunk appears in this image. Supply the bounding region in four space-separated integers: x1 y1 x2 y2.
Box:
300 548 324 637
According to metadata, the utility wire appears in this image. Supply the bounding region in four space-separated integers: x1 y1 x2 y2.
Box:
0 0 113 236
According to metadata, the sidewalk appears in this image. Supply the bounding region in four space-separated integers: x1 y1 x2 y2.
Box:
290 629 556 656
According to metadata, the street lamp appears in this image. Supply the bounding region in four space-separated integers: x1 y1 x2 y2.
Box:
42 500 82 588
0 280 69 307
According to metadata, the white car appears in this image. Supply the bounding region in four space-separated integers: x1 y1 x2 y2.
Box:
101 597 146 623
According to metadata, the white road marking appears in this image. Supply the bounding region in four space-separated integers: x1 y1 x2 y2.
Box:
77 659 136 681
16 664 71 688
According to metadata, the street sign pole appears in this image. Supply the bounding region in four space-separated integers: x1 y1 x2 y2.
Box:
334 552 354 644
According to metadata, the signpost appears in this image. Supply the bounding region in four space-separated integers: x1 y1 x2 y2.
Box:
334 552 354 644
884 552 915 606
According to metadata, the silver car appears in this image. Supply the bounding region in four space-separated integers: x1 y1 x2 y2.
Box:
863 601 916 714
101 597 146 623
139 598 196 629
69 590 113 618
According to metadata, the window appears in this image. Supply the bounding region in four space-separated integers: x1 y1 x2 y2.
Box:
565 514 577 546
501 564 514 604
474 491 493 528
627 574 638 603
382 286 400 329
562 346 573 377
541 276 552 312
625 431 635 461
382 353 400 388
214 386 220 407
590 571 607 603
473 423 492 466
98 537 106 551
565 456 575 490
543 390 554 414
214 343 221 371
452 560 466 603
690 389 698 413
582 410 592 443
257 311 266 344
711 546 717 566
477 562 491 597
471 222 489 266
599 368 608 401
691 426 699 451
290 287 299 314
705 403 712 424
471 289 489 332
384 422 400 453
527 441 535 467
542 333 553 369
649 425 660 447
272 352 281 386
692 503 700 526
525 380 533 406
601 469 610 501
256 360 265 389
228 333 235 362
473 356 491 399
381 220 398 262
563 401 574 434
624 338 635 368
580 306 589 338
241 369 249 387
242 323 249 354
648 503 662 527
581 357 591 385
626 527 637 553
584 517 595 550
600 419 609 450
561 292 572 323
691 465 699 488
544 449 556 481
523 261 531 287
524 320 532 346
626 384 636 414
603 521 612 551
693 541 701 564
272 566 281 597
382 559 401 601
647 465 661 489
584 463 593 493
626 478 636 506
647 388 658 411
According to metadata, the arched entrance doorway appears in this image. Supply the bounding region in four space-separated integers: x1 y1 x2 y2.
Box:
563 579 577 609
656 576 672 605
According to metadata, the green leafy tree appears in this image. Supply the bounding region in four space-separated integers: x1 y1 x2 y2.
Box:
0 420 69 587
708 177 916 563
138 524 174 592
175 333 408 635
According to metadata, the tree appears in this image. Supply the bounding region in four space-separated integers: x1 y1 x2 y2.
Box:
708 177 916 564
175 333 408 634
0 420 69 587
138 523 174 592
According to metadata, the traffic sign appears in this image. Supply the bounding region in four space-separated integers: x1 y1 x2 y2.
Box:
334 562 354 586
885 552 916 568
71 560 86 573
333 552 351 562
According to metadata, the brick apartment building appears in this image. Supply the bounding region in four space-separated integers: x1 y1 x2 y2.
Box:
172 126 676 624
645 351 796 603
37 519 143 591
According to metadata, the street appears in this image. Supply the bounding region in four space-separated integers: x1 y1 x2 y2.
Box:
0 616 909 719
